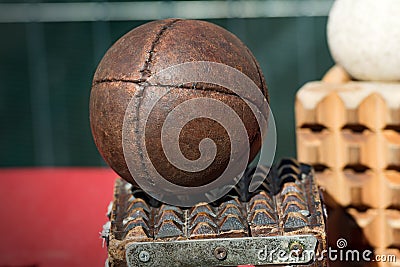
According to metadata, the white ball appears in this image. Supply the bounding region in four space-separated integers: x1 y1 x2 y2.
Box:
327 0 400 81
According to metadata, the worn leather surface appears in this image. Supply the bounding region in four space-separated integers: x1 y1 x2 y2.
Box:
90 19 268 187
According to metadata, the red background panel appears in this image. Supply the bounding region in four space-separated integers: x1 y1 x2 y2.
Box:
0 168 116 267
0 168 256 267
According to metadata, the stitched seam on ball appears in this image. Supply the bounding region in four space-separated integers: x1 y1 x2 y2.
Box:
139 18 181 81
94 80 265 111
94 79 238 97
95 80 268 136
134 19 181 184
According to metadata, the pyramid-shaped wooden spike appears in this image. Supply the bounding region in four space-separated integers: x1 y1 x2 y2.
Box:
384 209 400 249
382 171 400 209
383 130 400 171
358 93 386 131
296 128 333 169
347 208 383 248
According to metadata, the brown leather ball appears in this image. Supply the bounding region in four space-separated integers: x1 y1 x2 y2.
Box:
90 19 268 187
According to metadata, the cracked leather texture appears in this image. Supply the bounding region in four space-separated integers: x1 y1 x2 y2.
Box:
90 19 268 187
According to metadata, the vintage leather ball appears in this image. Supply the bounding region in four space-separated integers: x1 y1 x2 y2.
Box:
90 19 268 187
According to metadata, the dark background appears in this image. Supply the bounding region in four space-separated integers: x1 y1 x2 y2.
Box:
0 0 334 167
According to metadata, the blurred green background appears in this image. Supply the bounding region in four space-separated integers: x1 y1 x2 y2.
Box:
0 0 334 167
